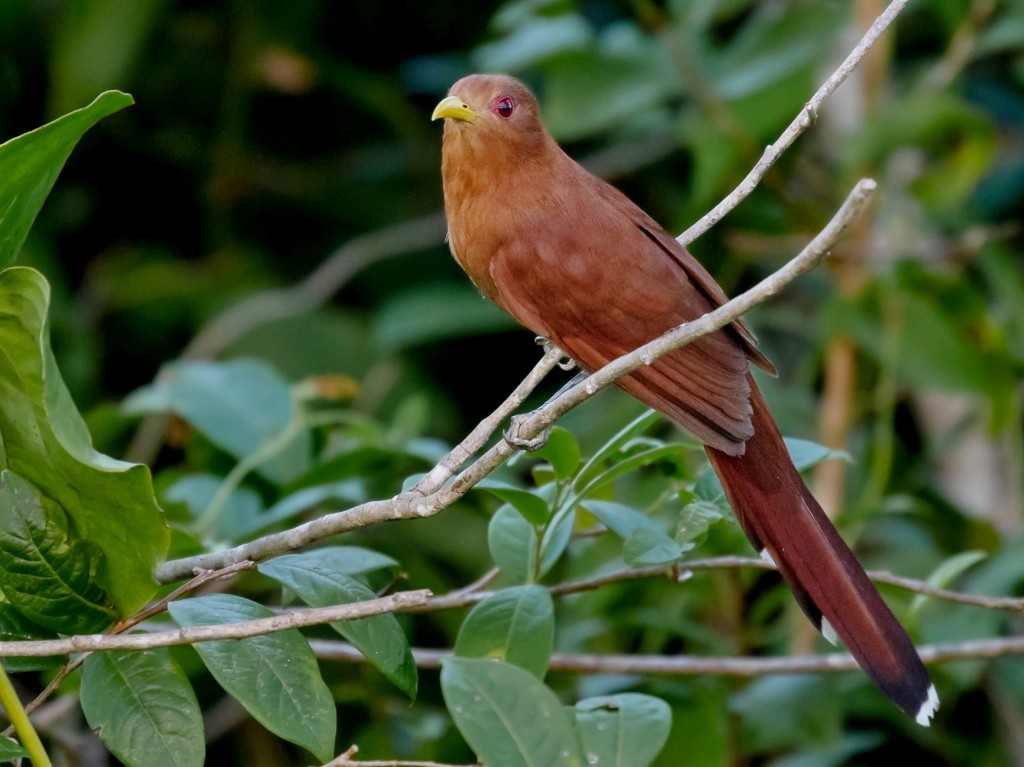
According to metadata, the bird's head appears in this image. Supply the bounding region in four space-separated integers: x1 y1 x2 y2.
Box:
431 74 549 160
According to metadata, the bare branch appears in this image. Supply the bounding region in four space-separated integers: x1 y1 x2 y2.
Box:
311 635 1024 676
678 0 909 245
424 555 1024 615
0 590 430 658
12 554 1015 661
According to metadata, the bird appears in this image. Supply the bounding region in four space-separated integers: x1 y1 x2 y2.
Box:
432 73 938 725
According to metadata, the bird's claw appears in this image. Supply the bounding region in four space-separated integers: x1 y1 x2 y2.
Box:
534 336 576 371
504 414 550 451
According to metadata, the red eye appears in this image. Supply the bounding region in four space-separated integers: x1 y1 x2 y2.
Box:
494 96 515 119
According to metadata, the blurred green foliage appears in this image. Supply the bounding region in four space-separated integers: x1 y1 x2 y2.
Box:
1 0 1024 764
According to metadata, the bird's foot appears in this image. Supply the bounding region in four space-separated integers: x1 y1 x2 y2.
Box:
534 336 576 371
504 413 550 451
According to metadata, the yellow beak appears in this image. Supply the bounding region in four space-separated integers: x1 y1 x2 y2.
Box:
431 96 479 122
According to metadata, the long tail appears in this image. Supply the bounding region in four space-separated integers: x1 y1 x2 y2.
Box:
705 375 938 725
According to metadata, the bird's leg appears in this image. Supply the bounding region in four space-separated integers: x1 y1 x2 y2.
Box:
504 338 585 451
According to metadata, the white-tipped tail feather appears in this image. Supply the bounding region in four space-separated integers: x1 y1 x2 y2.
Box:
820 617 839 647
758 548 777 568
915 684 940 727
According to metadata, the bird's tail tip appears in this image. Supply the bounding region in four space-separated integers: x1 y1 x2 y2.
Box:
915 684 940 727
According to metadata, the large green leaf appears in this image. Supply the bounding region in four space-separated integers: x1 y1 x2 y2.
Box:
574 694 672 767
167 594 335 762
441 657 583 767
0 90 132 268
81 649 204 767
454 585 554 679
0 470 116 634
0 267 167 615
258 549 417 699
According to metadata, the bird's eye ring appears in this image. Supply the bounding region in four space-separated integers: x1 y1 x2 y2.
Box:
494 96 515 119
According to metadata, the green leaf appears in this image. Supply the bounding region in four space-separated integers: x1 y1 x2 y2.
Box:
167 595 335 762
909 550 988 619
581 500 687 566
0 471 116 633
539 507 576 577
0 90 132 268
691 467 726 506
529 428 581 481
573 446 684 503
709 3 837 101
441 657 584 767
0 736 28 760
574 693 672 767
373 283 516 351
477 479 550 525
488 505 539 583
893 292 997 394
262 545 399 577
239 481 365 538
454 585 554 678
164 473 263 540
0 267 167 615
676 500 725 544
784 437 851 472
622 526 687 566
258 550 416 699
575 410 662 491
542 23 679 141
473 13 592 72
579 500 656 540
731 675 840 751
81 649 204 767
124 358 309 484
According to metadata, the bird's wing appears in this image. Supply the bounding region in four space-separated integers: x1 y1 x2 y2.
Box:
487 191 758 455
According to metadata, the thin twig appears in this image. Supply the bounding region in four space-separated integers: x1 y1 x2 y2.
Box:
310 635 1024 676
0 590 430 658
119 560 257 630
155 179 872 584
422 555 1024 614
677 0 909 245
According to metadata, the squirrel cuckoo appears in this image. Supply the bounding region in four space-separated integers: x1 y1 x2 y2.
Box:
432 74 937 725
